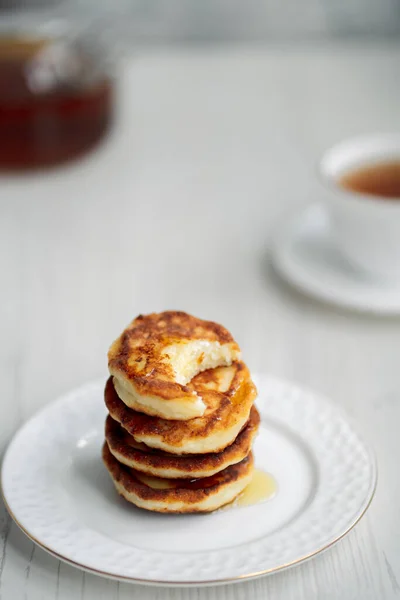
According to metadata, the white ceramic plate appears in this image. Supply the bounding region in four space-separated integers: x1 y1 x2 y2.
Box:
273 203 400 314
1 376 376 587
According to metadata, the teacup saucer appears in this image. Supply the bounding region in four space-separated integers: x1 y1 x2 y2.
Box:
273 203 400 315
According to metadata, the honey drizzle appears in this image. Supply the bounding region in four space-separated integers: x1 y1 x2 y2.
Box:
221 468 277 511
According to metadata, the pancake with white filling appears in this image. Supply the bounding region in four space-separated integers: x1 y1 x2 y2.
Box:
105 405 259 479
105 361 256 455
108 311 241 420
103 443 254 513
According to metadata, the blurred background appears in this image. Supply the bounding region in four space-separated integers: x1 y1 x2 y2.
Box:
1 0 400 400
1 0 400 40
0 0 399 172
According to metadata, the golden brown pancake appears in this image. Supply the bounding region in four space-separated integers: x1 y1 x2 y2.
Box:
108 311 241 420
105 405 259 479
105 362 257 454
102 443 254 513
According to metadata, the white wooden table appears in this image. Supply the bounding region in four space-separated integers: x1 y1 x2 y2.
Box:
1 41 399 600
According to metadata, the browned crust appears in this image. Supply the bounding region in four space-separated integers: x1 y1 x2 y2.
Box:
108 311 240 401
104 362 257 452
102 443 254 506
105 405 260 476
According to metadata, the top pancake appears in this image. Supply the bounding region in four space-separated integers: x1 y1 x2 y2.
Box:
108 311 241 420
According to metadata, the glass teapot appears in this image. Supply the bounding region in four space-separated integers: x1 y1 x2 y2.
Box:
0 2 123 170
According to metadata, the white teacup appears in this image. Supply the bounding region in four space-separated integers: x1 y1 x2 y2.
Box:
319 134 400 281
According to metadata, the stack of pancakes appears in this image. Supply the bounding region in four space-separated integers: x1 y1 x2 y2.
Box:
103 311 259 513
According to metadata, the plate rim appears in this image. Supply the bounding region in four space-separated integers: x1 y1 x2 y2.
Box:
1 377 378 587
1 476 377 587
